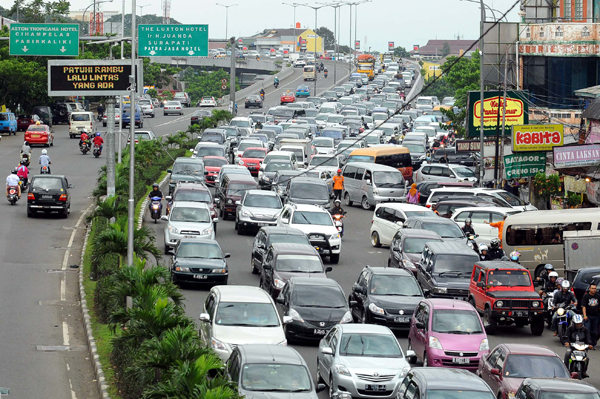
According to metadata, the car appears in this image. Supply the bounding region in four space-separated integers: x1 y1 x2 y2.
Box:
259 161 295 190
198 285 288 362
477 344 570 399
27 175 74 218
451 207 521 244
137 98 155 118
513 378 599 399
192 142 226 160
296 85 310 97
404 216 467 243
201 156 227 186
51 103 70 125
200 96 217 107
284 177 331 209
277 277 350 342
24 123 54 147
165 182 218 222
432 147 478 166
215 164 251 192
414 163 478 184
260 243 332 298
426 187 537 212
309 154 342 175
398 368 496 399
190 109 212 126
32 105 52 127
169 239 230 284
349 266 424 330
163 100 184 116
121 105 143 128
217 174 259 220
227 344 325 398
235 189 283 234
102 107 121 127
162 201 217 253
276 203 342 263
369 203 436 247
280 90 296 105
167 157 206 194
237 147 267 176
388 228 443 274
17 114 41 131
469 261 545 335
293 58 306 68
312 137 336 155
69 111 95 138
408 298 489 370
317 324 412 399
244 94 263 109
271 170 303 196
233 139 265 161
433 197 504 219
251 226 311 274
128 130 157 144
173 91 191 107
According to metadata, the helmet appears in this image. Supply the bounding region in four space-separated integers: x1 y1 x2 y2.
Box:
573 314 584 325
490 238 500 249
561 280 571 290
509 251 520 261
334 199 341 204
152 183 159 188
479 244 488 252
20 160 26 165
544 264 554 271
41 149 47 155
337 169 342 173
96 132 101 137
81 129 88 134
549 271 559 278
465 218 472 224
11 168 17 174
500 256 510 261
24 141 29 146
35 121 40 125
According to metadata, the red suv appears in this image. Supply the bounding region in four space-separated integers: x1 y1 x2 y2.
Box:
468 261 544 336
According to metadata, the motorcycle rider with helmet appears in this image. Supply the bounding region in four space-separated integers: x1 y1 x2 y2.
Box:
537 263 555 285
39 149 51 174
552 280 578 335
541 271 560 295
331 199 345 217
509 250 521 263
479 244 492 261
564 314 592 377
16 160 28 189
92 132 104 155
6 168 20 199
21 141 31 164
79 129 90 149
488 238 505 260
462 218 476 235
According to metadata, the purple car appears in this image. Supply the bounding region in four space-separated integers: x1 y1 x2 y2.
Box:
407 298 489 371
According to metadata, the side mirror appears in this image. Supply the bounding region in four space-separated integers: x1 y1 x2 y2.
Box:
325 266 333 273
276 297 285 305
68 184 75 189
282 315 293 324
204 171 208 175
212 218 219 223
280 218 289 224
366 180 372 185
321 347 333 355
490 368 501 376
317 383 326 393
165 195 172 201
416 321 425 329
214 198 220 204
160 215 168 221
477 281 485 288
349 300 357 307
199 313 210 322
422 288 430 297
224 253 231 259
167 169 172 173
406 350 415 359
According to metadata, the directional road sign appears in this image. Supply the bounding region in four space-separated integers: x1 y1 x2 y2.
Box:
10 23 79 56
138 24 209 57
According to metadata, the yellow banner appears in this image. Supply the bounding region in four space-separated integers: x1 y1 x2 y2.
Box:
473 96 525 127
512 124 564 152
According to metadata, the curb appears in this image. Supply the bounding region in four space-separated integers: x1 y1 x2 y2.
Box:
137 172 171 229
79 218 111 399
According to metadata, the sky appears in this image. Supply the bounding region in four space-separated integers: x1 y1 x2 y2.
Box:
4 0 521 51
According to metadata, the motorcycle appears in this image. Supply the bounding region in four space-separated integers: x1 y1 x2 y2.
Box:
467 234 479 254
567 339 590 380
332 212 346 237
542 291 555 327
18 176 28 192
80 141 90 155
40 166 50 174
6 186 18 205
556 303 578 344
93 144 101 158
274 81 279 89
150 197 162 223
260 92 265 101
20 153 30 167
324 71 328 78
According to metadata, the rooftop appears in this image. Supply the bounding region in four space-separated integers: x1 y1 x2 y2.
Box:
416 40 478 57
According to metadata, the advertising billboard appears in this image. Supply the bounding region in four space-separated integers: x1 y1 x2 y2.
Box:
467 90 529 137
511 124 564 152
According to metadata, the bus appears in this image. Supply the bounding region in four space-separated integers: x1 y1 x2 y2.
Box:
502 209 600 276
346 146 413 182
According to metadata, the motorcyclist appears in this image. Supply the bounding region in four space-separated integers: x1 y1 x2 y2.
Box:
274 77 279 88
462 218 476 235
487 238 505 260
21 141 31 164
331 199 345 216
537 264 555 285
97 104 104 120
255 121 263 130
6 168 20 199
259 88 265 100
16 160 28 187
324 67 328 77
320 62 324 71
148 183 163 210
92 132 104 155
552 280 578 335
509 250 521 264
79 129 90 149
479 244 492 261
540 271 559 295
39 149 51 174
564 314 591 377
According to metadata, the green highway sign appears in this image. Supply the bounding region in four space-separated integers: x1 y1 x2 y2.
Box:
138 24 209 57
10 23 79 56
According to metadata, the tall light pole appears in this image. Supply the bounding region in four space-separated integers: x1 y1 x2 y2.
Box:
127 0 137 267
282 2 301 53
299 4 326 96
479 0 486 186
82 0 113 35
318 1 344 82
460 0 507 22
137 3 150 21
216 3 238 42
352 1 371 56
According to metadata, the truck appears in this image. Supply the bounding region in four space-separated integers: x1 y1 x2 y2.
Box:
357 54 376 80
564 230 600 272
279 138 314 167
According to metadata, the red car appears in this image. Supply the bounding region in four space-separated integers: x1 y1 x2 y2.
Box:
25 123 54 147
17 114 41 131
237 147 267 176
280 90 296 105
203 156 228 185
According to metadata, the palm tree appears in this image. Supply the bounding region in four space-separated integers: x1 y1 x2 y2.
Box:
92 195 127 221
164 135 179 149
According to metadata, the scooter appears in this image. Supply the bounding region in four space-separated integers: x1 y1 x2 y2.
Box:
332 213 346 237
40 166 50 174
274 81 279 89
6 186 18 205
18 176 28 191
20 153 30 167
556 303 577 344
324 71 328 78
567 339 590 380
93 144 101 158
150 197 162 223
80 141 90 155
543 291 555 327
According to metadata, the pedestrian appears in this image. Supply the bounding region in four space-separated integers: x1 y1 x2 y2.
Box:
406 183 419 204
332 169 344 201
484 214 507 248
432 203 439 215
582 283 600 348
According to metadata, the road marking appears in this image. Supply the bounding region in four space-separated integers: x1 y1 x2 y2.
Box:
63 321 69 346
62 203 92 271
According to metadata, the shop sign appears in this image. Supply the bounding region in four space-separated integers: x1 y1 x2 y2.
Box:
467 90 529 137
455 139 497 152
587 180 600 205
512 124 564 152
587 120 600 144
553 144 600 168
503 152 546 179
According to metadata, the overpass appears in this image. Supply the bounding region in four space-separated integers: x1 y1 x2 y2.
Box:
148 56 282 75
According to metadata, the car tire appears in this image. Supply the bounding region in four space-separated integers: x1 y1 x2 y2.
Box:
407 341 417 364
61 208 68 218
484 308 497 335
371 231 381 248
344 192 353 206
530 316 544 336
330 254 340 264
164 246 171 255
237 223 244 235
103 123 107 127
70 134 74 139
27 210 33 218
361 196 373 210
251 258 258 274
234 219 238 230
328 375 335 399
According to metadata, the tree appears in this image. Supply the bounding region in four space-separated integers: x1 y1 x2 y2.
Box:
142 58 180 88
106 14 182 36
421 76 455 102
315 27 335 50
7 0 70 23
442 51 480 108
338 45 351 54
393 46 410 58
146 88 158 99
441 41 451 58
0 58 48 112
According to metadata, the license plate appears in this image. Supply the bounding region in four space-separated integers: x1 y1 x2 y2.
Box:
515 310 528 317
256 223 268 226
193 275 207 279
365 385 386 392
42 195 53 199
310 235 323 240
248 167 255 170
32 134 40 138
454 297 467 301
77 127 84 130
452 357 470 365
314 329 326 335
394 316 410 323
184 236 196 239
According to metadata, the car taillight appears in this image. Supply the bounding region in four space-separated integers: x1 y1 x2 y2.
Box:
426 204 431 208
59 194 67 201
27 193 35 200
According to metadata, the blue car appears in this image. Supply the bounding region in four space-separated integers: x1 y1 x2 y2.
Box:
0 112 17 135
122 104 143 128
296 85 310 97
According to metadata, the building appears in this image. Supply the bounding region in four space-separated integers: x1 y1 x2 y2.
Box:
249 28 323 53
413 39 477 61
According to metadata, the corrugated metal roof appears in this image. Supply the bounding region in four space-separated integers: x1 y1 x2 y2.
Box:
582 97 600 119
575 85 600 99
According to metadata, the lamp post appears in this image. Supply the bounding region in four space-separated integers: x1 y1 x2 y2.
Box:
350 0 370 58
216 3 238 41
282 2 301 53
298 4 326 96
82 0 113 35
318 1 344 83
127 0 137 267
460 0 507 22
137 3 150 21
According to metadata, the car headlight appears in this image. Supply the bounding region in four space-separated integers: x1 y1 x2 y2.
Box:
274 278 286 289
402 259 414 268
227 199 233 204
532 301 540 308
340 311 353 324
277 339 287 346
211 268 227 274
398 366 410 379
479 338 489 351
429 336 443 350
201 227 213 235
434 287 447 294
289 308 304 322
333 364 351 377
168 225 179 234
263 176 270 182
368 303 385 315
329 233 340 240
211 337 228 351
238 159 244 165
495 300 504 308
557 308 565 316
174 266 190 272
241 209 253 217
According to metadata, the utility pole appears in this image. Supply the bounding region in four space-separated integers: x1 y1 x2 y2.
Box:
216 3 238 41
499 49 509 182
127 0 137 267
478 0 485 186
120 0 125 59
106 97 116 197
283 3 300 53
299 4 326 96
230 37 236 115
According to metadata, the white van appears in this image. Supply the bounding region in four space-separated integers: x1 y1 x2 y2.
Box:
426 187 538 211
69 111 95 138
303 65 316 81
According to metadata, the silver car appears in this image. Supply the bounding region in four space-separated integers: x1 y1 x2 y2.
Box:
317 324 412 399
138 99 155 118
235 190 283 234
163 201 218 253
164 100 183 116
414 163 478 184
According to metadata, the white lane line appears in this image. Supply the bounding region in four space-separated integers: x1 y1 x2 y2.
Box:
62 321 69 346
62 203 94 271
61 278 66 301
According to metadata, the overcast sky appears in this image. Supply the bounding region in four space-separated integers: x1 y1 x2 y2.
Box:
7 0 521 51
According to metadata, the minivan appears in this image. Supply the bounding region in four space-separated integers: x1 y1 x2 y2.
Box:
342 162 407 210
303 65 316 81
69 111 95 138
284 177 331 209
217 174 259 220
167 157 206 194
0 112 17 135
33 106 53 127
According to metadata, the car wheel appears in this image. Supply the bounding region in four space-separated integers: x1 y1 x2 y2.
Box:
371 231 381 248
219 206 223 217
407 341 417 364
251 258 258 274
27 210 33 218
330 254 340 264
164 246 171 255
361 196 373 210
103 123 107 127
530 316 544 336
344 192 353 206
237 223 244 235
69 134 74 139
61 208 68 218
484 308 497 335
328 375 335 399
234 219 238 230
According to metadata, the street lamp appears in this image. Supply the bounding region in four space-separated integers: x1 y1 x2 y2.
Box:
282 2 302 53
137 3 150 21
216 3 238 41
82 0 114 35
460 0 507 22
317 1 344 82
349 0 370 57
298 3 327 96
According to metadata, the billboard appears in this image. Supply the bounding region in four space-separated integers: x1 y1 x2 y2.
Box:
388 41 394 49
355 40 360 50
511 124 564 152
553 144 600 169
504 152 546 179
455 139 498 152
467 90 529 137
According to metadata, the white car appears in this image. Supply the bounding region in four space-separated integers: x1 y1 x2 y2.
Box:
276 204 342 264
229 116 254 135
369 203 436 247
198 285 288 362
164 100 183 116
294 58 306 68
312 136 336 154
451 207 521 245
200 96 217 107
163 202 218 253
138 99 155 118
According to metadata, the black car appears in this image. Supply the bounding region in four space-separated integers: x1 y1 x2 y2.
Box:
271 170 303 196
433 147 478 166
398 368 495 399
190 109 212 126
435 198 502 218
349 266 424 331
514 378 599 399
251 226 311 275
51 103 70 125
388 228 443 275
27 175 74 218
277 277 351 342
245 95 263 108
260 243 332 299
32 106 53 127
170 239 229 285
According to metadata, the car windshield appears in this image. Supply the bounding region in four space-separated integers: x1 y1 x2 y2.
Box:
241 364 311 392
404 143 426 154
311 157 338 167
363 135 380 144
230 119 252 128
292 211 332 226
453 167 476 178
239 142 262 151
196 147 225 157
313 138 334 147
276 254 323 272
243 149 266 159
433 255 477 274
269 234 310 246
172 163 203 175
170 207 210 223
215 302 279 327
339 334 402 357
403 237 442 253
203 158 227 168
28 126 47 132
174 190 211 203
542 394 600 399
432 309 483 334
428 390 495 399
244 194 282 209
33 177 63 190
496 190 526 206
265 162 292 172
291 183 328 200
223 128 238 137
200 133 224 144
321 131 342 139
422 222 465 238
486 270 532 287
282 148 303 159
72 114 90 121
228 183 256 195
370 275 422 296
166 101 179 106
373 171 403 187
503 354 569 379
274 109 295 117
347 155 375 163
293 285 346 307
404 211 435 219
176 242 222 259
249 115 266 123
328 115 344 123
